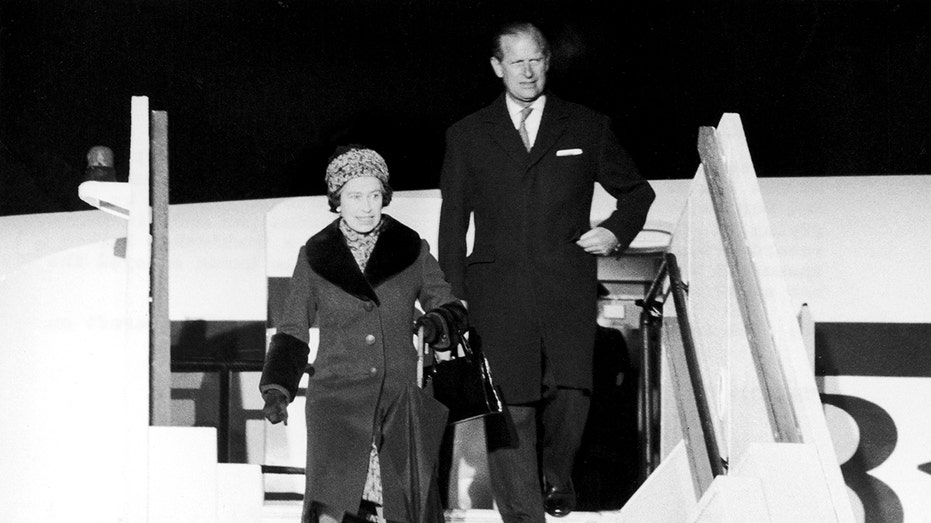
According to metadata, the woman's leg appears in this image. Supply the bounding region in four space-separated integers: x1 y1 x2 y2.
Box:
305 501 344 523
317 511 342 523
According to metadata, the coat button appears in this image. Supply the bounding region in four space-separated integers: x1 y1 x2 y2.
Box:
369 367 377 375
363 301 374 311
365 334 376 345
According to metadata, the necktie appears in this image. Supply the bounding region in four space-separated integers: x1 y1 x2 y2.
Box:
519 106 533 151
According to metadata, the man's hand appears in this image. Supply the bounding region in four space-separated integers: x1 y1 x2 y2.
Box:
576 227 620 256
262 389 289 425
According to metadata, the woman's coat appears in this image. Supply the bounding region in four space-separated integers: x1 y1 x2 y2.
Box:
260 215 459 521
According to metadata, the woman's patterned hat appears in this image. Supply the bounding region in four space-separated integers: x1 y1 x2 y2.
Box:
325 147 390 194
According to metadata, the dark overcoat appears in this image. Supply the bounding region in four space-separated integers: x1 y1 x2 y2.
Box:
260 215 458 522
438 94 655 403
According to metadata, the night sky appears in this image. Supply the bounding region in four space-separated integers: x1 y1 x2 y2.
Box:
3 0 931 216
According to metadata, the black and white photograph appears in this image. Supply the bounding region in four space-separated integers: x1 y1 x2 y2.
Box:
1 1 929 521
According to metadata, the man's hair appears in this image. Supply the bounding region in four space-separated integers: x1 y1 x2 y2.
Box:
491 21 550 61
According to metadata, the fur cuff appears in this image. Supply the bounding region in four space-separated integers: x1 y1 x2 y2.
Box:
260 333 311 402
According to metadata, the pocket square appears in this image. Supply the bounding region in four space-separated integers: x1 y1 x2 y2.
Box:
556 148 583 157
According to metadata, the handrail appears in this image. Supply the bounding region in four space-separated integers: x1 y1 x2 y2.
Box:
261 464 305 475
665 253 725 478
171 359 265 373
637 257 668 481
637 253 725 485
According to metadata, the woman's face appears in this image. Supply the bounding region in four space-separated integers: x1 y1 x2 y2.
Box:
339 176 384 233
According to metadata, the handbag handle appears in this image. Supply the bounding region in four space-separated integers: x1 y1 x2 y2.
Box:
423 330 478 384
456 332 475 358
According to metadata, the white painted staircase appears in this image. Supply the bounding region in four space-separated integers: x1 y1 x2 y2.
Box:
149 426 263 523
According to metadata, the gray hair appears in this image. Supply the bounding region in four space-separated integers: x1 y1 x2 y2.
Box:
491 22 550 61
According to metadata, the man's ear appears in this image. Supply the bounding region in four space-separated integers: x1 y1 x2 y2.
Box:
490 57 504 79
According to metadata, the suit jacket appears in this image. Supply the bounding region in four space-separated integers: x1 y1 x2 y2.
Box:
260 215 457 522
438 93 655 403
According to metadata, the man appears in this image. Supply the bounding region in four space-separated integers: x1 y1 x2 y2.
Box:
438 21 655 521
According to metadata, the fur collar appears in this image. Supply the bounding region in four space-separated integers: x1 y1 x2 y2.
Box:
305 214 422 306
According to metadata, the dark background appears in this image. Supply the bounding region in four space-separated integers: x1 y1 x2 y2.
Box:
3 0 931 216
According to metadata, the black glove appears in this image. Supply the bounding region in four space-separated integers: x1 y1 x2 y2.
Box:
415 311 451 350
262 389 289 425
415 302 469 351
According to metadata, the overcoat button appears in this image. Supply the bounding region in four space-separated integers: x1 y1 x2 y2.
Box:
363 301 374 311
365 334 376 345
370 367 377 375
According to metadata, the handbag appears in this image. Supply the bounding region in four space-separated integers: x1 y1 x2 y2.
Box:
417 328 503 425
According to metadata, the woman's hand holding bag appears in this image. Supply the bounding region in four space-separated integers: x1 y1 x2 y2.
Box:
415 304 503 425
414 302 468 351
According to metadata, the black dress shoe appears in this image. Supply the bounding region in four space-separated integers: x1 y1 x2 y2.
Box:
543 480 577 518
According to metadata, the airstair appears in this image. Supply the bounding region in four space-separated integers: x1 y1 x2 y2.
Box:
0 98 854 521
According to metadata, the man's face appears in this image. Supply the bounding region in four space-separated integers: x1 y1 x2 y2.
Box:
490 32 549 104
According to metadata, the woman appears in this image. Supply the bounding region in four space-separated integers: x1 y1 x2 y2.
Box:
260 146 466 523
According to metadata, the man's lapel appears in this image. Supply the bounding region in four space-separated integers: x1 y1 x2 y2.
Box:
527 95 570 168
484 94 530 167
483 94 571 170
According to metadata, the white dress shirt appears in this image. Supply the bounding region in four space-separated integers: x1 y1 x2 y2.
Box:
505 94 546 149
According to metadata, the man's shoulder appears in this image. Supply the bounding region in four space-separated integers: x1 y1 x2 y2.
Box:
448 111 482 132
448 96 504 131
548 95 608 122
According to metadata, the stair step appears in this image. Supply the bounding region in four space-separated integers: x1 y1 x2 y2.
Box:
149 426 218 522
260 503 620 523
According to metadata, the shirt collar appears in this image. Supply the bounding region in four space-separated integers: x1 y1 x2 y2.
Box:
505 94 546 124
